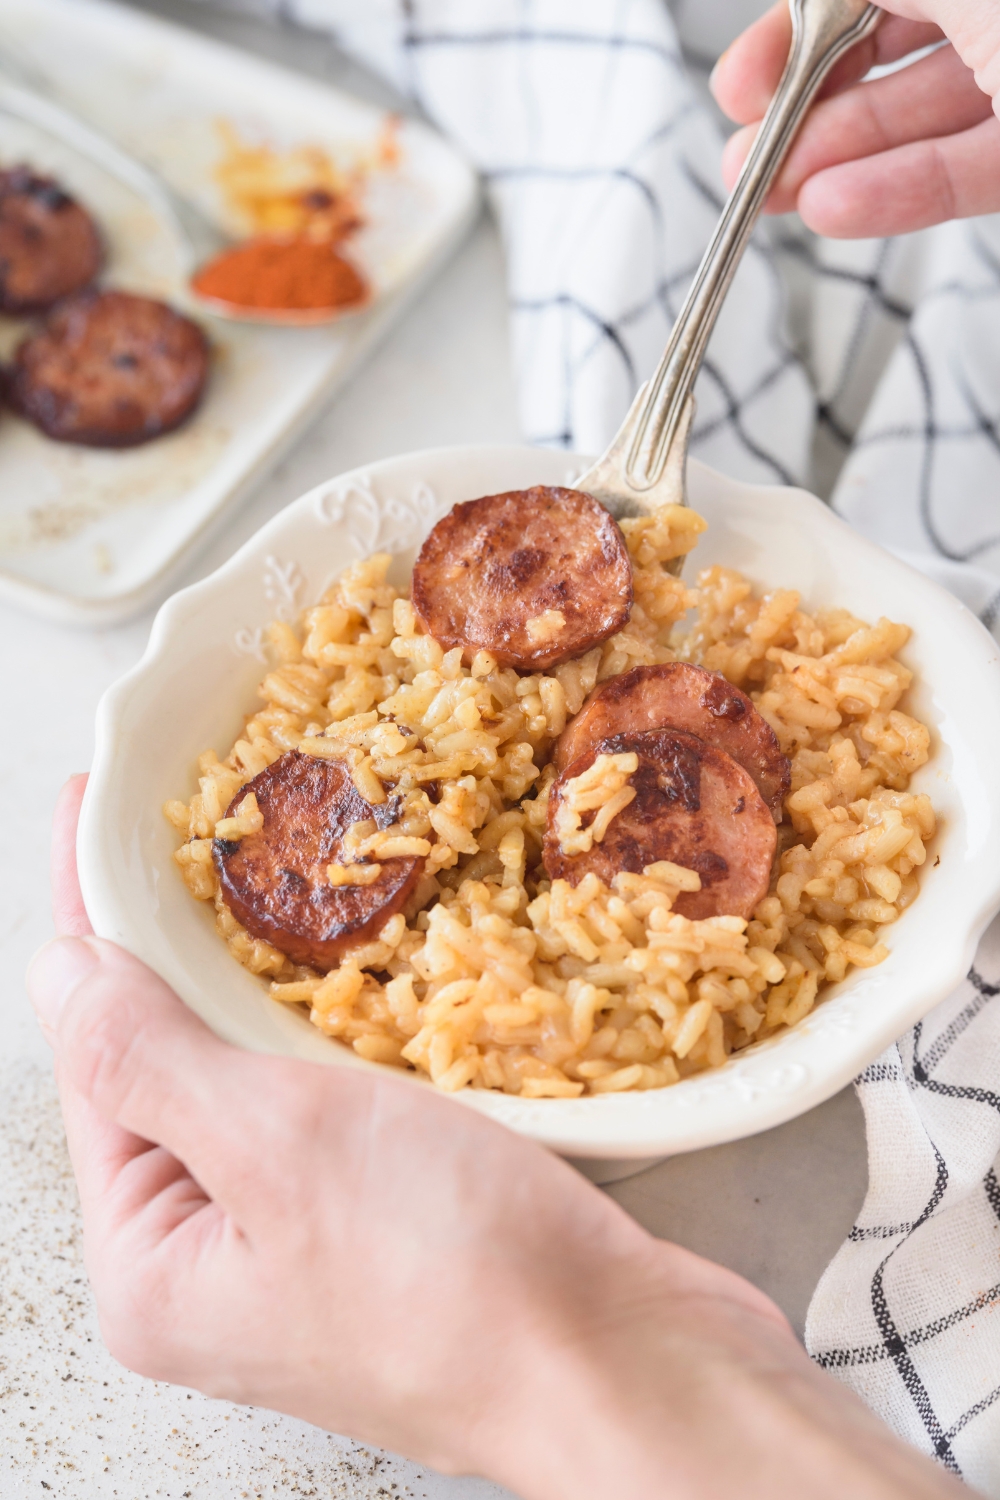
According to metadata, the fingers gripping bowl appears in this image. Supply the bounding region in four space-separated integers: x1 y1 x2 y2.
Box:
79 447 1000 1164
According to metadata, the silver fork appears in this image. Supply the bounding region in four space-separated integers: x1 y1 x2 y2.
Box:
575 0 881 566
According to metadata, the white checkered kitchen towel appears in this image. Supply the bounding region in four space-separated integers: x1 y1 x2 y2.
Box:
203 0 1000 1487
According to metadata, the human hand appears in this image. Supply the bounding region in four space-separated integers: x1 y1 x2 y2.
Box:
29 775 965 1499
711 1 1000 237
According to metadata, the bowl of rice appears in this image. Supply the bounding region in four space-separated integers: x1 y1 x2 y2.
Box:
79 444 1000 1175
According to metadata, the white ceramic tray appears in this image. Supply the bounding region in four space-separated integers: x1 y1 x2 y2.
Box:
79 446 1000 1167
0 0 477 626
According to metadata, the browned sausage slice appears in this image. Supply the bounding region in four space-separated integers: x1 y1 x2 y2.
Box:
555 662 790 820
543 729 776 920
9 289 209 448
0 167 102 314
214 751 423 970
411 486 632 670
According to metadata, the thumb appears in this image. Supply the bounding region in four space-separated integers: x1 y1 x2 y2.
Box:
26 935 286 1226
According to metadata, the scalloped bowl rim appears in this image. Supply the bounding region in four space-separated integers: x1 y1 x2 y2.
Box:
79 444 1000 1160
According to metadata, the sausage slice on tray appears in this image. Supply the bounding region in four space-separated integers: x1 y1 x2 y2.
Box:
214 750 424 970
543 728 776 921
555 662 790 821
411 485 632 670
9 289 209 447
0 167 102 314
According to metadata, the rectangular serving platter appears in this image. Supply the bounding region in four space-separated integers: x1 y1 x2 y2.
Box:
0 0 477 625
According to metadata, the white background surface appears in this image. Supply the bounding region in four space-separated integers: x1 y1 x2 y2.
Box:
0 2 867 1494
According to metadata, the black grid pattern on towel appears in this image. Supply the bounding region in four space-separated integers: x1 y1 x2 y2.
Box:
811 965 1000 1478
394 0 813 479
392 2 1000 599
238 0 1000 619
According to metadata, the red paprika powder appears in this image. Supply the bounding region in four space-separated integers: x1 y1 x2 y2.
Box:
192 235 368 313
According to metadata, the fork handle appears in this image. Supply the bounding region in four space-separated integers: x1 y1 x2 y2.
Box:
606 0 881 498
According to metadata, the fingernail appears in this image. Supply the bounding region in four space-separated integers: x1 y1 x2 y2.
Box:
708 46 729 96
26 937 100 1033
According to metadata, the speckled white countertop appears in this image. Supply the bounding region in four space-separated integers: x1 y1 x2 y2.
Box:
0 3 868 1495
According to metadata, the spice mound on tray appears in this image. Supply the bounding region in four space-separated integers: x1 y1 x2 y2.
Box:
191 121 383 317
192 235 368 315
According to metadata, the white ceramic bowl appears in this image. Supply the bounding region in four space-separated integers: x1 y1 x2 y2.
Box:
80 445 1000 1172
